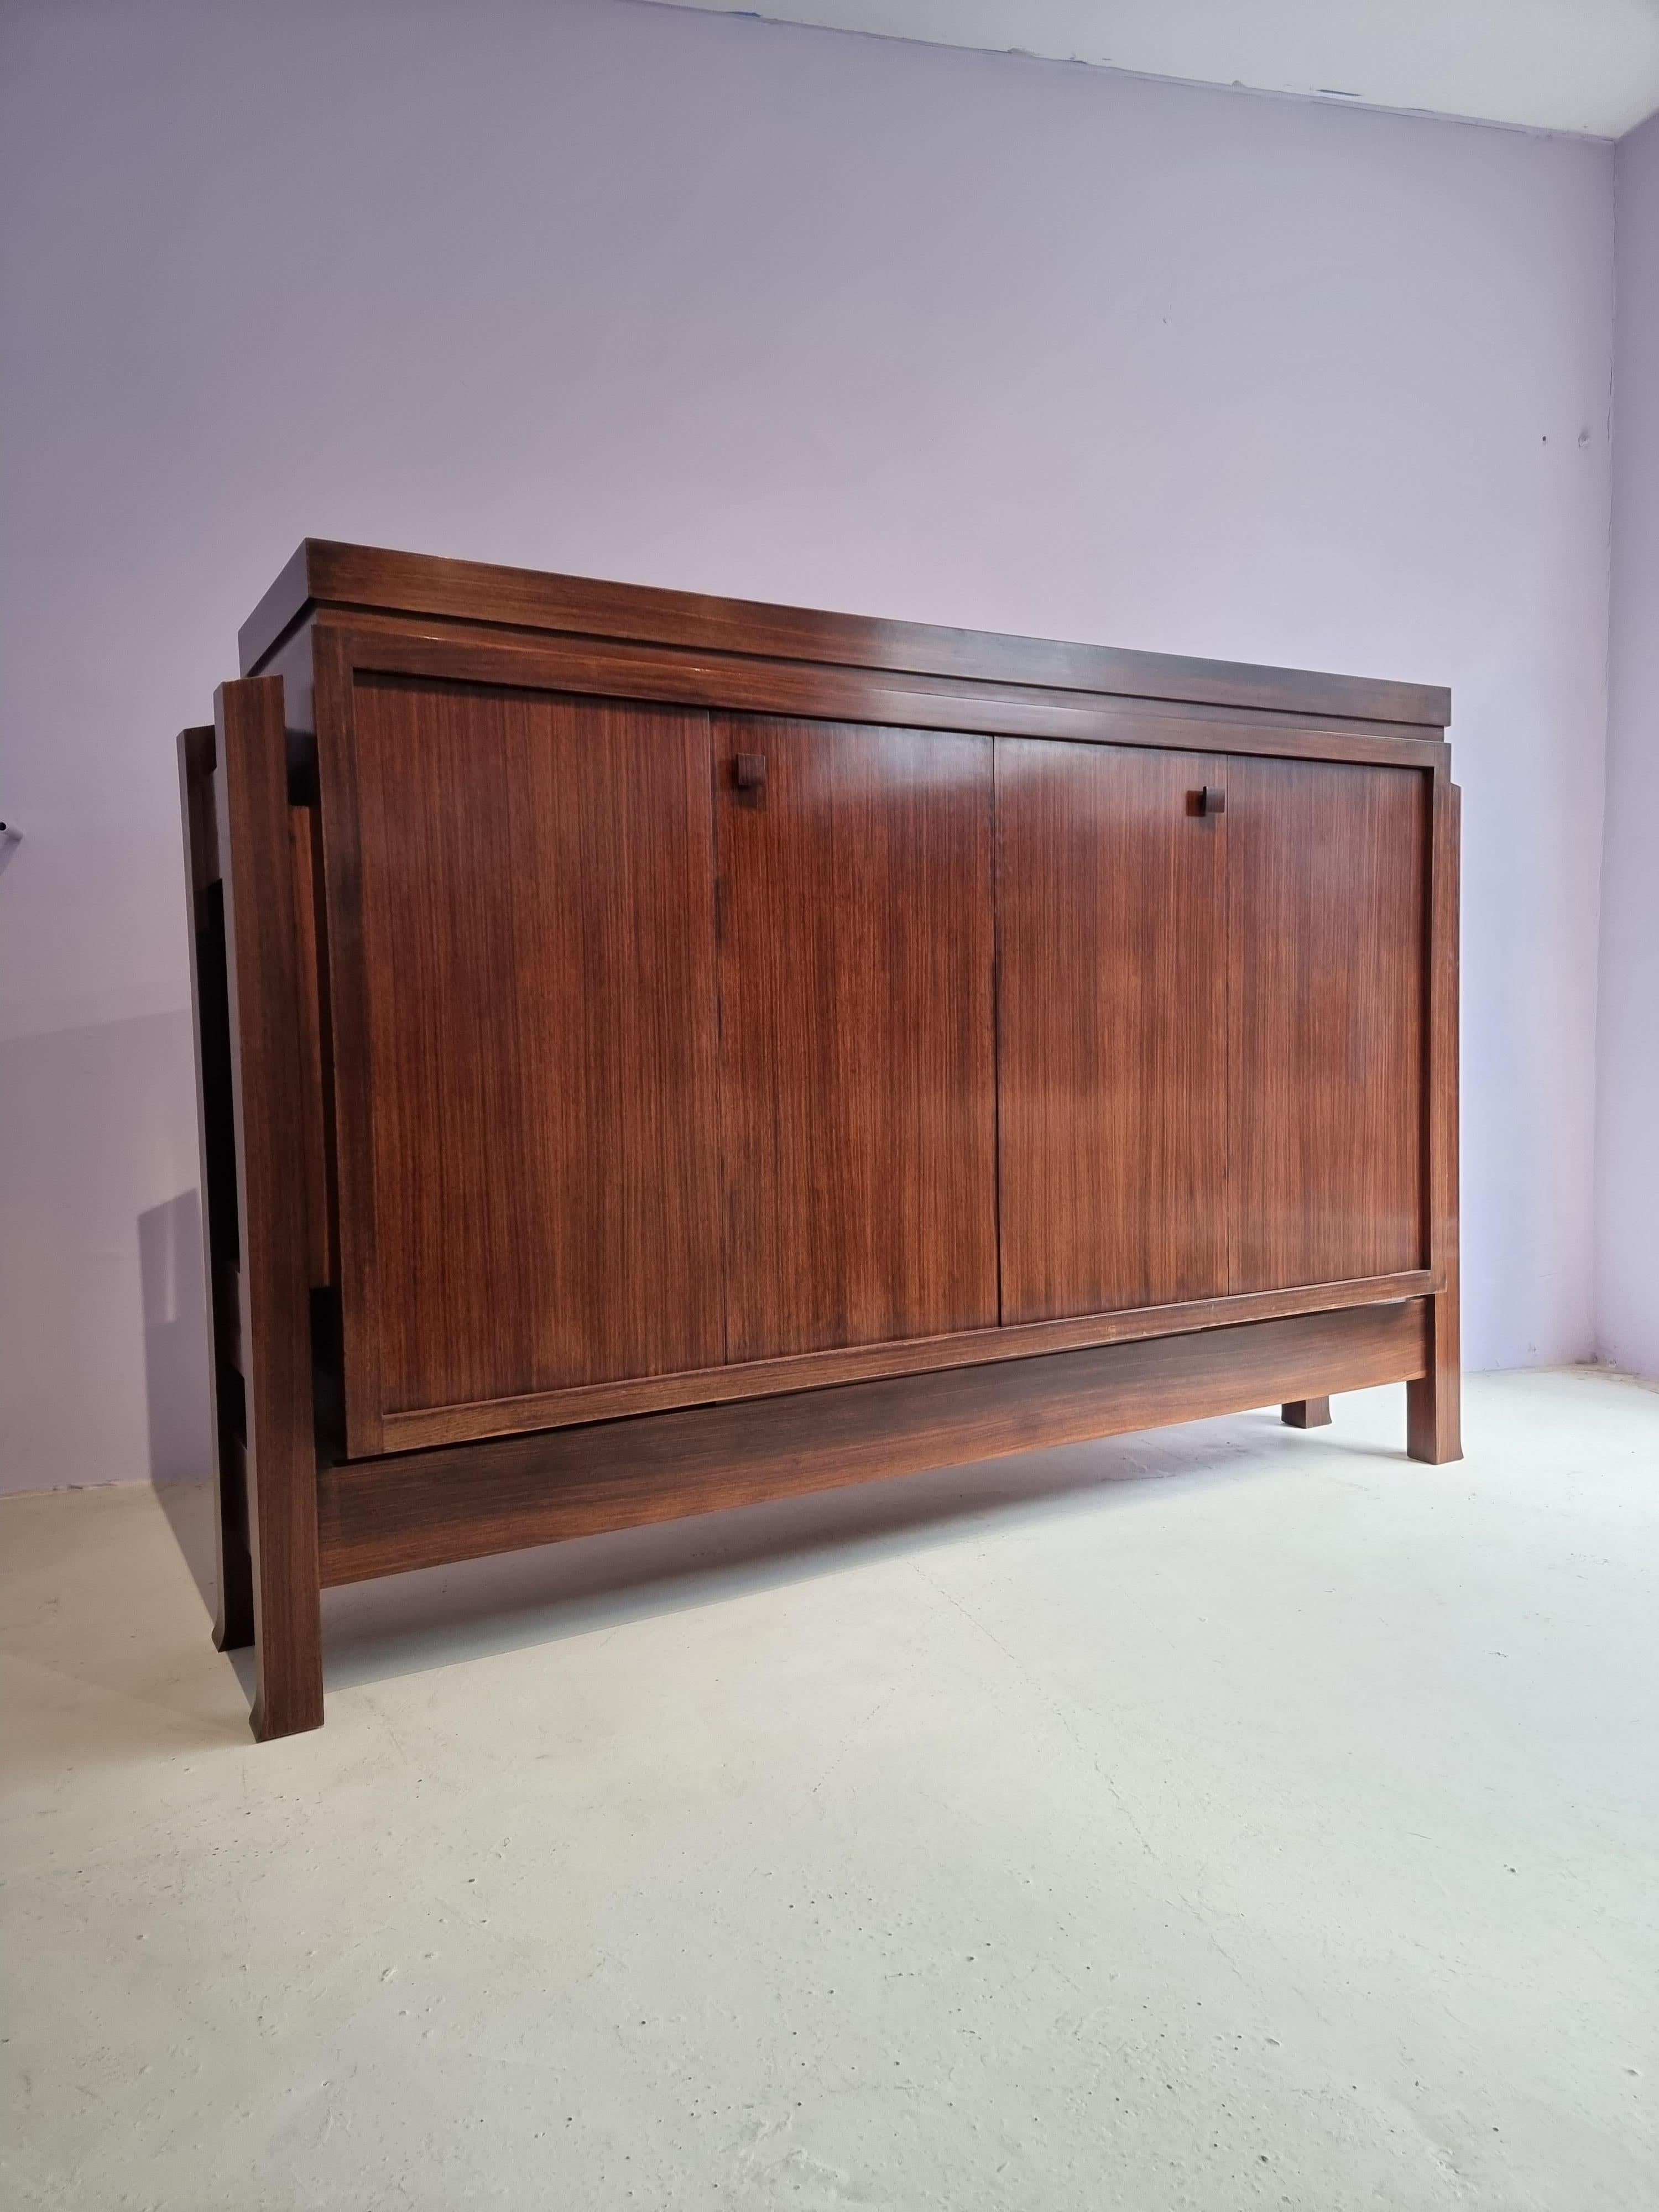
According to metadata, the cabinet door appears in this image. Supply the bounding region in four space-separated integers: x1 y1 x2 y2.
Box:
336 676 724 1451
716 716 998 1364
996 740 1228 1324
1227 758 1427 1292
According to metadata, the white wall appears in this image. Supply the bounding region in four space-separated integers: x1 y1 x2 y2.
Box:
0 0 1618 1492
1595 111 1659 1379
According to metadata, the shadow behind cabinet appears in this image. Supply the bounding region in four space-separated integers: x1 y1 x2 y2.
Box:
181 542 1460 1739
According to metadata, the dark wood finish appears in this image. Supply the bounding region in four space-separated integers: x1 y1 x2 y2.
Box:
215 1259 243 1378
320 1301 1430 1585
310 614 1448 774
178 726 253 1653
997 741 1227 1323
182 726 220 895
187 542 1459 1736
1282 1397 1332 1428
1227 758 1428 1293
716 716 998 1364
378 1269 1434 1450
289 807 332 1290
1408 773 1462 1463
241 540 1451 729
330 674 724 1454
214 679 324 1738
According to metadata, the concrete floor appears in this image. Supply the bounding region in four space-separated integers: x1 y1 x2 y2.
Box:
3 1368 1656 2210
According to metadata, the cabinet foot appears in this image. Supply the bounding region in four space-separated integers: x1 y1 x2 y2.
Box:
1282 1397 1332 1428
1406 1290 1461 1464
1406 1371 1462 1463
251 1661 325 1743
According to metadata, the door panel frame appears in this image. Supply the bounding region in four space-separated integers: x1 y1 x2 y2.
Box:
314 627 729 1455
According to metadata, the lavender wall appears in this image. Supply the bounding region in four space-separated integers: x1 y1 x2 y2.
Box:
0 0 1617 1493
1596 113 1659 1379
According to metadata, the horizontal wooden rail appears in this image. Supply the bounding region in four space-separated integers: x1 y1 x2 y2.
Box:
319 617 1448 776
375 1270 1436 1453
320 1299 1430 1586
242 538 1451 728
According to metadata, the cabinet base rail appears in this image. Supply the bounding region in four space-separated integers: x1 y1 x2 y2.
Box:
315 1297 1436 1588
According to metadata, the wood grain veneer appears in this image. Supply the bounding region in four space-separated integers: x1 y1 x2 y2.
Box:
340 675 725 1453
996 739 1228 1322
304 614 1447 771
241 539 1451 729
1227 758 1427 1293
374 1270 1435 1451
715 715 998 1364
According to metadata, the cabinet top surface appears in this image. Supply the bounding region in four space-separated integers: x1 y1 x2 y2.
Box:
239 538 1451 731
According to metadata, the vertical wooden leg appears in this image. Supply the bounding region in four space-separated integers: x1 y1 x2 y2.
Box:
218 677 326 1739
248 1412 325 1741
1282 1397 1332 1429
1410 768 1462 1468
1406 1287 1461 1464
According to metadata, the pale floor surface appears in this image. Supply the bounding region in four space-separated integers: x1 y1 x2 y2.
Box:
3 1368 1657 2211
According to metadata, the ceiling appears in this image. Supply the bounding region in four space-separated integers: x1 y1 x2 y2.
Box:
654 0 1659 139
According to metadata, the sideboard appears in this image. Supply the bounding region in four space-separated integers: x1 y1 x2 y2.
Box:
180 541 1459 1739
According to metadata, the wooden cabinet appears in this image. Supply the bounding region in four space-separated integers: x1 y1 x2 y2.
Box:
182 541 1460 1738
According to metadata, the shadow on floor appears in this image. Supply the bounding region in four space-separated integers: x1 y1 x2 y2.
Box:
141 1481 257 1713
153 1474 220 1630
138 1390 1419 1721
317 1407 1316 1693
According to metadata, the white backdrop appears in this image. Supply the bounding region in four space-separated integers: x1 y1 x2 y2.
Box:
1596 113 1659 1380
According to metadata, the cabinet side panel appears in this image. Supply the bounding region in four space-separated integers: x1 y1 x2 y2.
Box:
344 675 724 1421
179 727 254 1651
1228 758 1427 1292
997 740 1228 1322
716 717 998 1363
